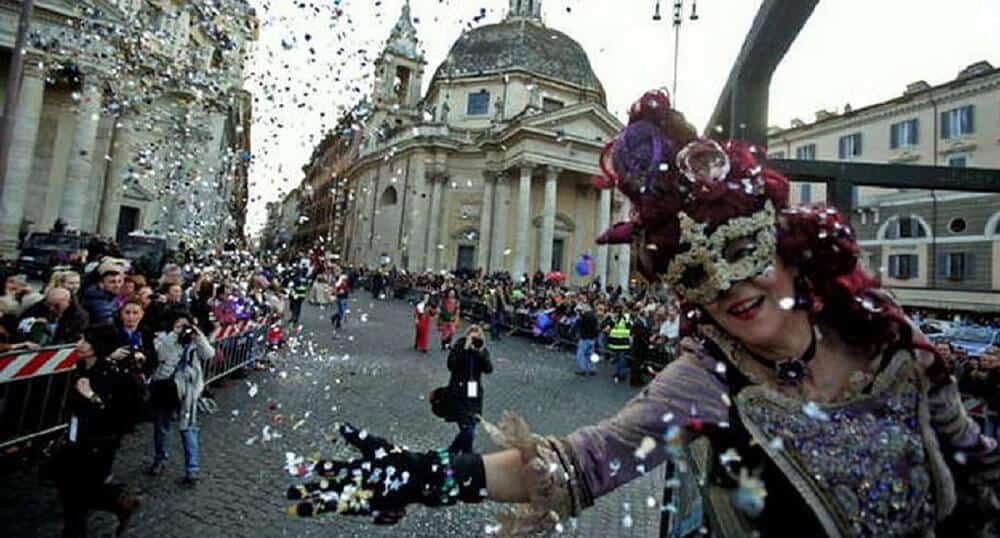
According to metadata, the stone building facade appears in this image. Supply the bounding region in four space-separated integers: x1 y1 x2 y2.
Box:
0 0 256 256
295 108 367 256
767 61 1000 314
329 0 629 286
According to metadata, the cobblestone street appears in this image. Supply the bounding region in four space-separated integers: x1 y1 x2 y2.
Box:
1 297 664 537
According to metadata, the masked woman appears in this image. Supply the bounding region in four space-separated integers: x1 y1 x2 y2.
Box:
281 90 999 536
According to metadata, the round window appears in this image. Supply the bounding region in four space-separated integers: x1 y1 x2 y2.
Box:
949 218 967 233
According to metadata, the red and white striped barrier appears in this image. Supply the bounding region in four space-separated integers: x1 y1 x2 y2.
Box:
211 320 256 341
0 346 79 384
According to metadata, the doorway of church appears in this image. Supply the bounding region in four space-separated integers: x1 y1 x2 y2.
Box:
116 206 140 243
456 245 476 272
551 238 565 272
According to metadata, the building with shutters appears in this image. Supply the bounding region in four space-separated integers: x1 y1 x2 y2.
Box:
315 0 631 286
0 0 257 256
767 60 1000 314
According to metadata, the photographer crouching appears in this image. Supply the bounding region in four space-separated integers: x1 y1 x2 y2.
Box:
55 324 145 538
148 309 213 485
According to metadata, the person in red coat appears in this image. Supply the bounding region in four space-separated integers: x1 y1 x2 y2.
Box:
414 294 434 353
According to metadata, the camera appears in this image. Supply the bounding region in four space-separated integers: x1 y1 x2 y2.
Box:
178 325 197 346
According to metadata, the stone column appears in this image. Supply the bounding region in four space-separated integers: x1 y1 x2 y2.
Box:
476 171 495 271
490 172 510 272
59 75 103 230
98 115 133 238
425 171 444 271
615 197 632 294
595 187 612 284
0 57 46 256
511 164 533 279
406 157 428 271
539 166 559 273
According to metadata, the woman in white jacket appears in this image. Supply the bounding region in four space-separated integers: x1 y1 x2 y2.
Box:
148 309 213 485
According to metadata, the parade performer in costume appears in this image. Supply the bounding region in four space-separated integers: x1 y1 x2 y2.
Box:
414 293 434 353
282 90 1000 536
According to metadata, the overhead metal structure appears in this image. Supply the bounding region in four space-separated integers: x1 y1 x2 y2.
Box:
706 0 1000 213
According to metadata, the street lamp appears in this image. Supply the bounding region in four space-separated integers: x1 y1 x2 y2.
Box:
653 0 701 105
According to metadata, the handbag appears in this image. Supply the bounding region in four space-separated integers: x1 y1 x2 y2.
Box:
428 386 455 420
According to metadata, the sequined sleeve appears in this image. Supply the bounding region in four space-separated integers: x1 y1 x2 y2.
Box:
482 338 728 536
566 337 729 502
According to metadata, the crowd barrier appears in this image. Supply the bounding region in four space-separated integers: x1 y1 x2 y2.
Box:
0 317 277 450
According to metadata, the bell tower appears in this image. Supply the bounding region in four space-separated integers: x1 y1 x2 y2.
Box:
371 0 426 140
374 0 424 110
507 0 542 20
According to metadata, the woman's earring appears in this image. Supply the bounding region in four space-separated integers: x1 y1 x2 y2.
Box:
794 276 823 314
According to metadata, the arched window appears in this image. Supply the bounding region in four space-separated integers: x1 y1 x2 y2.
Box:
380 186 398 207
986 211 1000 238
879 215 931 240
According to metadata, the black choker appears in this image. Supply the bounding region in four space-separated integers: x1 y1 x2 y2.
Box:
745 326 818 385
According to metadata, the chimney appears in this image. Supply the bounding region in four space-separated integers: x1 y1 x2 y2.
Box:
790 118 805 128
904 81 931 95
843 103 853 114
957 60 994 80
815 109 835 122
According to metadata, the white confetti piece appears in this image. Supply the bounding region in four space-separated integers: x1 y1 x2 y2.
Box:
802 401 830 421
634 436 657 460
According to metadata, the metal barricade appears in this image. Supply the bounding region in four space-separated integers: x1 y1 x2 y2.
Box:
204 321 269 384
0 317 276 450
0 345 79 449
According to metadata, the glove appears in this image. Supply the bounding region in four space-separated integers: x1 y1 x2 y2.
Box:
285 423 486 524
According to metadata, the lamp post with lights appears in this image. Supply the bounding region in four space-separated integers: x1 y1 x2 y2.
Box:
653 0 699 105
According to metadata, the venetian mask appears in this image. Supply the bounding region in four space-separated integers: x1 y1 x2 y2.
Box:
662 200 777 304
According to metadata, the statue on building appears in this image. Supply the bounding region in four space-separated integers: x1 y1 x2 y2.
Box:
440 100 451 123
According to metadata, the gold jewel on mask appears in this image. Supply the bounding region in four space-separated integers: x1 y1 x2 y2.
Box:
663 200 777 304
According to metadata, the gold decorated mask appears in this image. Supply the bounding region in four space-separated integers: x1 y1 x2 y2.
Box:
662 201 777 304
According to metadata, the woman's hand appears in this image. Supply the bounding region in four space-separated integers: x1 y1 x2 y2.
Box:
110 346 132 360
285 423 483 523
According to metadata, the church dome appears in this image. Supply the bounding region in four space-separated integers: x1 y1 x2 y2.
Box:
432 19 605 98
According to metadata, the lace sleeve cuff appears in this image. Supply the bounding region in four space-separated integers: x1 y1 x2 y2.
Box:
481 412 592 536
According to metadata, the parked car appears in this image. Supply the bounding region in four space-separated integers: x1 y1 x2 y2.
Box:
16 233 87 277
920 319 953 338
938 325 1000 358
120 233 168 279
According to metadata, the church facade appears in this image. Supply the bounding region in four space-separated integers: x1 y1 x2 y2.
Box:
334 0 629 286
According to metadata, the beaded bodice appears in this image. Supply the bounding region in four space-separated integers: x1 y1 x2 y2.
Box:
736 354 949 537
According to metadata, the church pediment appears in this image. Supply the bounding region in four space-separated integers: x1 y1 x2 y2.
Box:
122 179 156 203
519 103 622 141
